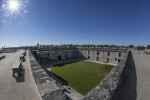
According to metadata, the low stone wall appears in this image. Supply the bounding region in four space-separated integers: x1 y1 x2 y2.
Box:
0 55 6 60
80 51 129 100
0 50 18 53
28 50 68 100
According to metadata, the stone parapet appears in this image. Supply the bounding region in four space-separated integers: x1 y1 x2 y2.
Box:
28 50 68 100
80 51 130 100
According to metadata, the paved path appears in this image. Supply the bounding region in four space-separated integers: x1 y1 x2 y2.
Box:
113 51 150 100
0 50 41 100
132 51 150 100
85 60 117 66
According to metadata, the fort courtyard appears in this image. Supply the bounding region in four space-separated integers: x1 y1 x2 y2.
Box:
0 0 150 100
51 61 114 95
0 44 150 100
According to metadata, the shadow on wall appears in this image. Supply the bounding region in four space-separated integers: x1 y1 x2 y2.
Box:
112 51 137 100
77 49 87 60
31 49 87 64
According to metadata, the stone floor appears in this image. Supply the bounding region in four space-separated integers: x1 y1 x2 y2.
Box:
112 51 150 100
0 50 41 100
132 51 150 100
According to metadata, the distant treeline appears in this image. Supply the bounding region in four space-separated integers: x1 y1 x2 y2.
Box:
129 45 150 50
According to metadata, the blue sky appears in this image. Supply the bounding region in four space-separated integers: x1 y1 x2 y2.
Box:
0 0 150 47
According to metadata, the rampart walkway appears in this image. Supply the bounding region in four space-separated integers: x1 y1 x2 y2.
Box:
113 51 150 100
132 51 150 100
0 50 41 100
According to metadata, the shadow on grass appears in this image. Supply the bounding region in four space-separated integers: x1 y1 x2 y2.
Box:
53 60 84 67
52 73 69 85
41 64 69 86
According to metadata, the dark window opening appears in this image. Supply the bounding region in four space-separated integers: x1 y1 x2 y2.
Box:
97 57 99 61
66 55 68 59
108 52 110 56
97 51 99 55
115 58 117 61
47 53 49 57
107 58 109 63
88 56 90 59
58 56 61 60
118 59 121 63
119 53 121 57
88 51 90 54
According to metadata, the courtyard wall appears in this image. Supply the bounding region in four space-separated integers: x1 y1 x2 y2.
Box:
38 47 127 65
28 50 68 100
80 51 130 100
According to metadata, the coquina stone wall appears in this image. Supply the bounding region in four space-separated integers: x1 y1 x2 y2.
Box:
39 49 78 61
29 48 130 100
80 51 130 100
28 51 68 100
78 48 127 64
38 48 127 65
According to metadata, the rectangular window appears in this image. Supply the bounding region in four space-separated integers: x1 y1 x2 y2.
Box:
107 58 109 63
97 57 99 61
97 51 99 55
88 56 90 59
119 53 121 57
115 58 117 61
108 52 110 56
88 51 90 54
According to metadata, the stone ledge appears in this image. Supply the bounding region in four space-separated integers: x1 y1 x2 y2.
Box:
28 50 68 100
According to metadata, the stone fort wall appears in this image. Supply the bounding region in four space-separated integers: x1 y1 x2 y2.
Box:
38 48 127 64
29 47 132 100
28 51 69 100
80 51 131 100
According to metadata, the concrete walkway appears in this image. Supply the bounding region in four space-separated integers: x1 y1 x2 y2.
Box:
132 51 150 100
113 51 150 100
85 60 117 66
0 50 41 100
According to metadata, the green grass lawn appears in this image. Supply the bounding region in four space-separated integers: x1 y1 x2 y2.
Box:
51 61 114 95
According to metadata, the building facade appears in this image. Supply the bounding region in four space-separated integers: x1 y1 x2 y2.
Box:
36 45 127 64
77 48 127 64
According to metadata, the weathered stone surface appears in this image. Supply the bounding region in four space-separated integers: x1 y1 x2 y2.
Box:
81 51 129 100
42 89 68 100
29 51 68 100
